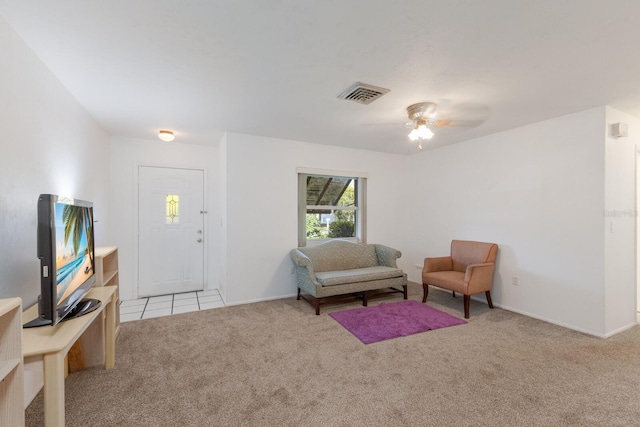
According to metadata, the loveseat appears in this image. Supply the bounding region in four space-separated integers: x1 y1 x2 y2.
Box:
290 240 407 314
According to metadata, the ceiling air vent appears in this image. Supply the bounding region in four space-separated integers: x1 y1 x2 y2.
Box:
337 82 390 105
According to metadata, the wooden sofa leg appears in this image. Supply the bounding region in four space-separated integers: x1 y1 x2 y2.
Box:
452 291 456 298
314 298 320 315
297 288 301 300
403 285 407 300
422 283 429 303
485 291 494 309
363 291 369 307
463 295 470 319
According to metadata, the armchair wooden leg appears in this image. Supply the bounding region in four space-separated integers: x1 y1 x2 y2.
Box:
297 288 301 300
463 295 470 319
363 291 369 307
485 291 494 309
422 283 429 303
452 291 456 298
402 285 408 300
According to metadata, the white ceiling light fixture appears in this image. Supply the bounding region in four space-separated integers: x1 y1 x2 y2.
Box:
408 118 434 150
406 102 438 150
158 130 175 142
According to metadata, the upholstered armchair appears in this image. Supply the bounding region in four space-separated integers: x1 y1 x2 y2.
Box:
422 240 498 319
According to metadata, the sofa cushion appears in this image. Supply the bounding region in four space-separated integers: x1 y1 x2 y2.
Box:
315 266 404 287
299 241 379 272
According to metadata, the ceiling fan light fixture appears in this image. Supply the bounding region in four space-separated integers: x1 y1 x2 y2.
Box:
408 123 434 141
158 130 175 142
406 103 437 150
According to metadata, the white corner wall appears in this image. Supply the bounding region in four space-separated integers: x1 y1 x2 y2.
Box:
604 106 640 335
402 107 608 335
217 134 229 302
0 17 110 305
109 137 220 301
223 133 407 305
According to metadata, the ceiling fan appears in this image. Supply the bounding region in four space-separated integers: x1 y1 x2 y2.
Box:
405 102 453 150
404 101 488 150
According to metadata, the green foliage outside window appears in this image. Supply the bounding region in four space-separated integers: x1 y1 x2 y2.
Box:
333 185 355 223
306 214 324 238
327 219 355 238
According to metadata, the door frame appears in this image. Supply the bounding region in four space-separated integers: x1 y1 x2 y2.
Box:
133 163 208 300
636 146 640 317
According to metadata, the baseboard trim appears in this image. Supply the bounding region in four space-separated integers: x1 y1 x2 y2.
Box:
603 322 637 338
223 293 298 307
493 303 607 338
221 286 637 338
425 286 614 338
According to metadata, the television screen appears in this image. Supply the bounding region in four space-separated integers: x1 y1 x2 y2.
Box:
53 199 95 313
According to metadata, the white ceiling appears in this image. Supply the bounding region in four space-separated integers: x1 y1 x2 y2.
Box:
2 1 640 154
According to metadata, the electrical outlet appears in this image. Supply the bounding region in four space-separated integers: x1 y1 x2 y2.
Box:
513 275 519 286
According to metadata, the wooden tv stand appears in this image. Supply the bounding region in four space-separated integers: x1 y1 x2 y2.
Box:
22 285 117 427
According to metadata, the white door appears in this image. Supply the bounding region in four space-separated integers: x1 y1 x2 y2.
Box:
138 166 205 297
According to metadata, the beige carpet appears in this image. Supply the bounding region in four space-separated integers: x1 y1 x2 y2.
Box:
26 283 640 426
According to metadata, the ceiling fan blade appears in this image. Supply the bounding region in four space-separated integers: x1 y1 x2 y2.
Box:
434 119 486 131
436 102 490 122
432 120 451 127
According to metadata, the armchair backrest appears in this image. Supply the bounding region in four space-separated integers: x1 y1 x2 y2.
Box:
451 240 498 272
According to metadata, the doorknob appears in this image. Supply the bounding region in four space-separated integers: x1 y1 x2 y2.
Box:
197 238 202 243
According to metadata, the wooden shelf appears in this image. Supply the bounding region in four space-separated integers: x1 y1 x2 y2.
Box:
94 246 120 335
0 358 20 381
0 297 24 427
102 270 118 286
23 287 116 426
64 247 121 373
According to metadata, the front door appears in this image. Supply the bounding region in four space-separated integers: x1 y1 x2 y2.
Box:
138 166 205 297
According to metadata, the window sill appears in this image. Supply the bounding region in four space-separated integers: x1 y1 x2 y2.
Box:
303 237 360 247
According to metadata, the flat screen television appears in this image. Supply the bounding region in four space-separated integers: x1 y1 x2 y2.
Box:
24 194 100 328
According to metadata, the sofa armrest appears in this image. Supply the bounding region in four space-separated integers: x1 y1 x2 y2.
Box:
290 249 320 286
423 256 452 273
374 244 402 268
464 262 495 293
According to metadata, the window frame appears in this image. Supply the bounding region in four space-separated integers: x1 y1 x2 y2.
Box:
297 168 367 247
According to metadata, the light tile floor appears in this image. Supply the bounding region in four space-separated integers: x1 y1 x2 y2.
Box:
119 289 224 323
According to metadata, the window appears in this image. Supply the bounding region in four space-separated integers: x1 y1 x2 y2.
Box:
166 194 179 223
298 170 367 247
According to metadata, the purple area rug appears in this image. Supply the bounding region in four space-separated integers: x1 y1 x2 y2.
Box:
329 300 467 344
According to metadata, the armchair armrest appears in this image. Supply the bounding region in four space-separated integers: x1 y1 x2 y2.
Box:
423 256 452 273
374 244 402 268
464 262 495 293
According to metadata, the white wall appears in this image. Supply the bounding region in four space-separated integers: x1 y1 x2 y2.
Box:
604 106 640 335
402 108 609 335
223 133 407 305
109 137 220 301
0 17 110 305
216 134 229 301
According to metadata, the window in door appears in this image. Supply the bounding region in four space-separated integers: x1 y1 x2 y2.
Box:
166 194 179 223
